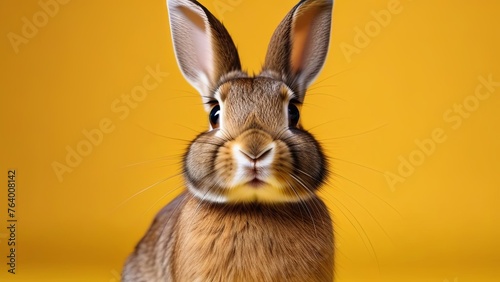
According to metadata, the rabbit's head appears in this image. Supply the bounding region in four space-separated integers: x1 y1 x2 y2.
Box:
168 0 333 203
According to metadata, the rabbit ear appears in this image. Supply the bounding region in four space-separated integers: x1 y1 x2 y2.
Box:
167 0 241 99
262 0 333 99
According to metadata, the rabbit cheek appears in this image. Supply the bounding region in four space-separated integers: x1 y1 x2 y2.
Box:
183 134 229 202
213 144 236 187
268 140 319 201
284 131 328 195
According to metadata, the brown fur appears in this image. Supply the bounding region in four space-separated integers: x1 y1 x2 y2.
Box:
123 0 335 280
124 193 333 281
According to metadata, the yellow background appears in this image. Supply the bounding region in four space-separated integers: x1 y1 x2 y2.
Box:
1 0 499 281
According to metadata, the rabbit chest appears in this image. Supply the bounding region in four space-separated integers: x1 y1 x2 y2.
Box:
170 195 334 282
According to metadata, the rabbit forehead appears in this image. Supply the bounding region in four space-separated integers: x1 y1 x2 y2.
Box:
216 77 293 129
218 76 292 101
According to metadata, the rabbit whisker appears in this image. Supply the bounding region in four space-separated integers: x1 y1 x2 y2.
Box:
293 168 331 226
287 173 319 236
137 124 194 144
330 196 381 274
334 172 400 216
307 118 349 131
113 172 183 212
121 154 183 168
308 67 354 89
331 157 387 176
141 183 185 217
319 123 389 141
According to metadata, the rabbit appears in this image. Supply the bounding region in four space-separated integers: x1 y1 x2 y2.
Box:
122 0 334 281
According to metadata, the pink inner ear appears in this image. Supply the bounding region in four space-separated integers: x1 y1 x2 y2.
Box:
291 5 320 74
179 6 205 30
178 6 213 86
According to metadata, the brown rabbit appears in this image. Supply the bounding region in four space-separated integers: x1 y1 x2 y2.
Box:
123 0 334 281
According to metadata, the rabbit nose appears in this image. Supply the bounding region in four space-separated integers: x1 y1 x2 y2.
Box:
233 129 275 164
234 144 275 174
238 146 274 163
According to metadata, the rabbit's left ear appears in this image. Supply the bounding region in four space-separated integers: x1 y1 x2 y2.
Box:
167 0 241 100
262 0 333 100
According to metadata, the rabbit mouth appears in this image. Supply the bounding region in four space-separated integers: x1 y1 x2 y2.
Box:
247 178 267 188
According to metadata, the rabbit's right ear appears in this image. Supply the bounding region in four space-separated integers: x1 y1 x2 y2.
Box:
167 0 241 100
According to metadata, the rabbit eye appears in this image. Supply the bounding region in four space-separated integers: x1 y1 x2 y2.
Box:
209 104 220 128
288 103 300 127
